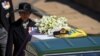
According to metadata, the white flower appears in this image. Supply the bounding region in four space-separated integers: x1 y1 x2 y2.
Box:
36 15 70 35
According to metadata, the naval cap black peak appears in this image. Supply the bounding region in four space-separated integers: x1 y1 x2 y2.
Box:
18 2 32 12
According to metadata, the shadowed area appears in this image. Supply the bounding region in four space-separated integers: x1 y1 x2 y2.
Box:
45 0 100 22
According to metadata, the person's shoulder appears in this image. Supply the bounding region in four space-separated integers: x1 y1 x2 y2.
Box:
10 19 22 27
29 19 36 27
29 19 36 23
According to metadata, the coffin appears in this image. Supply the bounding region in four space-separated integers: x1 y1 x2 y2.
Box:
26 32 100 56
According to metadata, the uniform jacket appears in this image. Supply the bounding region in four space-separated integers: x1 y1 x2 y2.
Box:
6 19 36 56
0 0 14 31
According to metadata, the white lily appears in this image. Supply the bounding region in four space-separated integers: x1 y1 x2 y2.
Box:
36 15 70 35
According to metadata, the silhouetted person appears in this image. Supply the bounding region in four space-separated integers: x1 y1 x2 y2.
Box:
1 0 14 31
0 0 14 56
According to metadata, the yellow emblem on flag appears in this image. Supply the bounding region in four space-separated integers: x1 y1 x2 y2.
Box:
54 28 87 38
